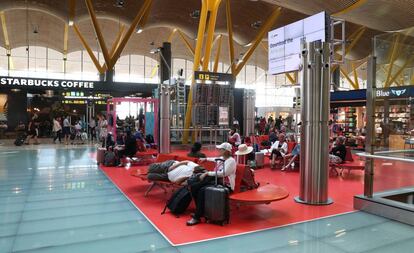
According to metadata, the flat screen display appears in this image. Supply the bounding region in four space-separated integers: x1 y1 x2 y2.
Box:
268 11 328 75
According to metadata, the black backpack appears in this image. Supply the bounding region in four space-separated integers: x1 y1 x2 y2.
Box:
104 151 118 167
161 186 192 216
145 134 154 144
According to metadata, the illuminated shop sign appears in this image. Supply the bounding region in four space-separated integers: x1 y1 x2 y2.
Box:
376 87 412 98
0 77 94 89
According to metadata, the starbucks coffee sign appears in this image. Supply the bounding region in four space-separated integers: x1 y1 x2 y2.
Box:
0 77 95 90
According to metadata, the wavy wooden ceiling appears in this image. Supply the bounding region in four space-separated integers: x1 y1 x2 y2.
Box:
0 0 412 70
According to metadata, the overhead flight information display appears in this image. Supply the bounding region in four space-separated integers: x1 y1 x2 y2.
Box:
268 11 329 75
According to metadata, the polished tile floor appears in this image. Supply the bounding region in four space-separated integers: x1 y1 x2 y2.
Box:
1 146 413 253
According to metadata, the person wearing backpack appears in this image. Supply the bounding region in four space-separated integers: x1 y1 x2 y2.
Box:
186 142 236 226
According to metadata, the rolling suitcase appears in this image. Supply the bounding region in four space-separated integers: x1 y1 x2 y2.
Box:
255 152 264 168
204 159 230 225
97 147 106 165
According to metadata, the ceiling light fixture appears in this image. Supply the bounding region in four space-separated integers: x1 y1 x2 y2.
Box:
136 28 143 34
251 20 262 29
190 10 200 19
68 20 74 26
115 0 125 8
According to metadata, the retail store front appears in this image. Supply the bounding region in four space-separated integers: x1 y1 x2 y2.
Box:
0 76 156 138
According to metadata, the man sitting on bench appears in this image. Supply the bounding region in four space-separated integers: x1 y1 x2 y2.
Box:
147 160 204 185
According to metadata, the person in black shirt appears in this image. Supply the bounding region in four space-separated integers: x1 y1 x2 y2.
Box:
116 131 138 166
329 136 346 164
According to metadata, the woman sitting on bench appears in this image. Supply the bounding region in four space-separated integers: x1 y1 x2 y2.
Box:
269 134 287 169
329 136 346 164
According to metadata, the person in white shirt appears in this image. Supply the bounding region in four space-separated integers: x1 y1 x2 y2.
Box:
269 133 287 169
187 142 237 226
62 116 71 145
228 127 241 147
52 117 62 144
89 118 96 141
147 160 201 184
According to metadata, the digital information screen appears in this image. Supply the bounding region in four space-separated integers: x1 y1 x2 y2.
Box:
268 11 328 75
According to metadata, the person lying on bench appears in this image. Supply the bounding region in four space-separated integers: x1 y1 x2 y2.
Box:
186 142 236 226
147 160 203 185
329 136 346 164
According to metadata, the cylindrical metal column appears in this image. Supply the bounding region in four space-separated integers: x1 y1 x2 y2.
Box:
295 41 333 205
364 56 376 198
159 42 172 154
243 89 255 136
160 84 170 153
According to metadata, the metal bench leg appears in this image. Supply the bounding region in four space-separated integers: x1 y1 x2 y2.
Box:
144 182 156 197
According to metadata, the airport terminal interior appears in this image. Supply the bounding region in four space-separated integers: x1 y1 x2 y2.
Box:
1 0 414 252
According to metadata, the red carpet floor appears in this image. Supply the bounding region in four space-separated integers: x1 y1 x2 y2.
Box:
98 149 373 245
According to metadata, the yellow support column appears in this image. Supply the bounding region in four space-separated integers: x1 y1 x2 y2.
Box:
73 24 104 74
226 0 236 74
182 0 210 143
213 35 223 72
340 68 358 90
352 62 360 89
85 0 111 68
201 0 222 71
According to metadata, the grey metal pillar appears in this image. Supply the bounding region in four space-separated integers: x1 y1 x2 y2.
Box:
243 89 255 136
159 42 172 154
364 55 376 198
295 41 333 205
160 83 171 153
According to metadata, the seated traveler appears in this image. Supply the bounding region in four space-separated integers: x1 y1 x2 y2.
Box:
147 160 203 184
228 127 241 147
187 142 206 158
282 144 300 171
329 136 346 164
116 131 138 166
269 133 287 169
186 142 237 226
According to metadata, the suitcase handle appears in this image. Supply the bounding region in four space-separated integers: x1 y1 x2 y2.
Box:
214 159 225 186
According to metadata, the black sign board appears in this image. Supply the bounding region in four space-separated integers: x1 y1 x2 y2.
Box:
0 76 155 95
194 71 234 82
376 86 414 98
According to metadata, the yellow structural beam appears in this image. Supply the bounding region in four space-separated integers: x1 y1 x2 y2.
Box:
109 25 125 58
384 33 401 87
85 0 111 68
260 41 268 52
201 0 222 71
332 26 366 72
213 35 223 72
0 11 10 50
68 0 76 25
101 25 125 71
63 24 69 58
351 62 359 89
167 28 177 43
177 29 195 56
389 55 414 86
285 73 295 84
109 0 152 70
234 7 282 76
73 24 104 74
225 0 236 74
182 0 214 143
332 0 367 16
340 67 358 90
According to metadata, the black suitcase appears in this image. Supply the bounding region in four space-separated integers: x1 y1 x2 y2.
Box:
204 159 230 225
14 134 27 146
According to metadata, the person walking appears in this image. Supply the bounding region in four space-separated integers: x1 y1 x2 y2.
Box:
89 117 96 142
26 114 40 145
62 116 71 145
52 116 62 144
